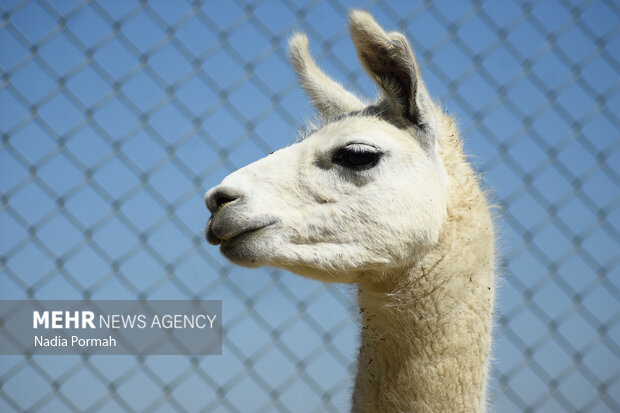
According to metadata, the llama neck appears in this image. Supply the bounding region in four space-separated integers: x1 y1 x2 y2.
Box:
351 241 494 413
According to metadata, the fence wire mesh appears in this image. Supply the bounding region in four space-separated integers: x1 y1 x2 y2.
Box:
0 0 618 412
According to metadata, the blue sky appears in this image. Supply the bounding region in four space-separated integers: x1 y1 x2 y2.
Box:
1 0 618 411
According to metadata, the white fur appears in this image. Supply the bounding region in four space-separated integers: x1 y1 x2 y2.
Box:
209 116 447 281
205 10 495 412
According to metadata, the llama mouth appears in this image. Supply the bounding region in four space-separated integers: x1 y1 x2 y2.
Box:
206 217 278 245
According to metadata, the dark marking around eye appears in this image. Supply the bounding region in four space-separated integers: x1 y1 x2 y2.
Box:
332 145 383 171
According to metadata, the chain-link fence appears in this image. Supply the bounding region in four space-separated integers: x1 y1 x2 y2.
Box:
0 0 618 411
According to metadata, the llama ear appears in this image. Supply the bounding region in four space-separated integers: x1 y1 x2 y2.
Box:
349 11 437 146
289 33 364 118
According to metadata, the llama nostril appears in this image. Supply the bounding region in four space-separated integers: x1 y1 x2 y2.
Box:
215 193 236 209
206 186 242 213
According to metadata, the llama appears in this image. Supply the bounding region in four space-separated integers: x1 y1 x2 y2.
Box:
205 10 495 413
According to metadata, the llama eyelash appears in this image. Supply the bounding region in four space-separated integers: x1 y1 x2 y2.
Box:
331 143 384 171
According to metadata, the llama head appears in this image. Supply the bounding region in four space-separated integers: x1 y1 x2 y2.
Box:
205 10 449 283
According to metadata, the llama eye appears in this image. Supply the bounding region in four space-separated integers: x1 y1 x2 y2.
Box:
332 144 383 170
